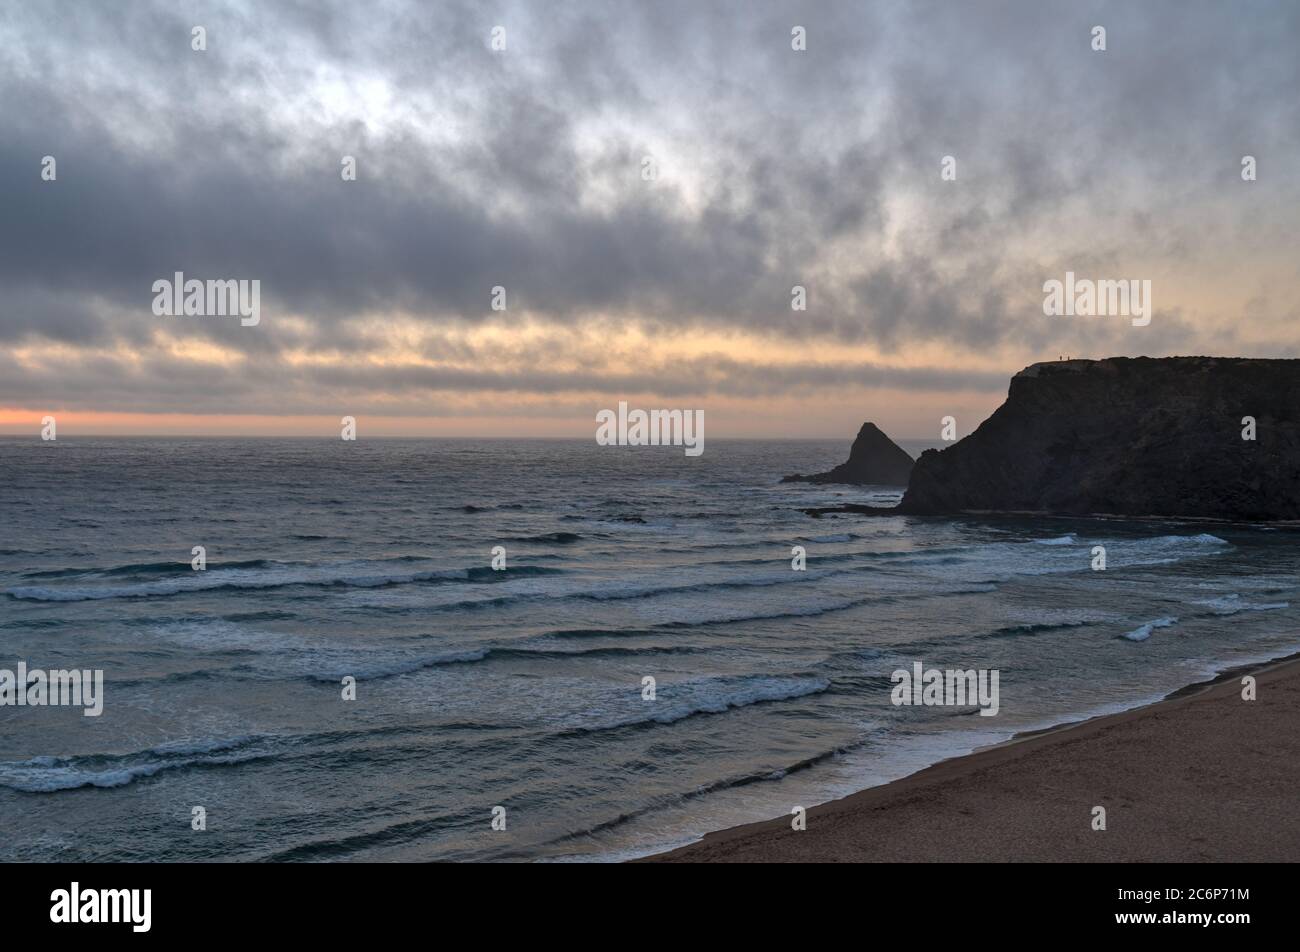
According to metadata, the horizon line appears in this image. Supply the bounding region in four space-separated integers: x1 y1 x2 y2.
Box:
0 432 946 442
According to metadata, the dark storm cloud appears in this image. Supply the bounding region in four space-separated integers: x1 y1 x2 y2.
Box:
0 0 1297 408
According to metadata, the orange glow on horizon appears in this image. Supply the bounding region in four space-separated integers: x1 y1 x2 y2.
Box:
0 387 1005 441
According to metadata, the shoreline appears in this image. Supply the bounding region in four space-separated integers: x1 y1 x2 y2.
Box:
639 651 1300 862
800 502 1300 528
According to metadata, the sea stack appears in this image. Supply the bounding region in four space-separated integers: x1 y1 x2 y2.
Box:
899 357 1300 520
783 422 915 486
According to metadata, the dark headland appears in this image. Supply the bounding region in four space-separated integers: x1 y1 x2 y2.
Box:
803 357 1300 521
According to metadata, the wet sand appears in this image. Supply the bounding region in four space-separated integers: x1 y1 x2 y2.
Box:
643 654 1300 862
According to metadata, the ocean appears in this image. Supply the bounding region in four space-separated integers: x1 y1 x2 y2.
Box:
1 437 1297 862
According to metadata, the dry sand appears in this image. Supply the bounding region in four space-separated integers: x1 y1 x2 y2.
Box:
643 654 1300 862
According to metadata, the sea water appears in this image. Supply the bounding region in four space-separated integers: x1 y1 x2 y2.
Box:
1 437 1296 861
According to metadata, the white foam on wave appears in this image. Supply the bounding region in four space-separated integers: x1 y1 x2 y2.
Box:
5 561 474 602
603 676 831 731
138 619 491 682
0 735 267 793
942 532 1230 582
1191 594 1291 615
654 676 829 723
1120 616 1179 642
1035 534 1077 545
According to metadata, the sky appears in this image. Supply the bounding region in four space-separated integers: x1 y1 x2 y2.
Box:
1 0 1297 439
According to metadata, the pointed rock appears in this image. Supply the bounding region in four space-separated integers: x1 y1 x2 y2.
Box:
782 422 915 486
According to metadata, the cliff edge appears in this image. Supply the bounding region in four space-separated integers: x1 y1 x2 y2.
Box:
898 357 1300 520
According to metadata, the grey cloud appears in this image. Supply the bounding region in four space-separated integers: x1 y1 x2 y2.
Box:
0 0 1297 406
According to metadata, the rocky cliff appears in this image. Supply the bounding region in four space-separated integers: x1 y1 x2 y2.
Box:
783 421 915 486
898 357 1300 520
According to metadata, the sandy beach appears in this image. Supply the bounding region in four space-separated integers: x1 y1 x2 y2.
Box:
644 653 1300 862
